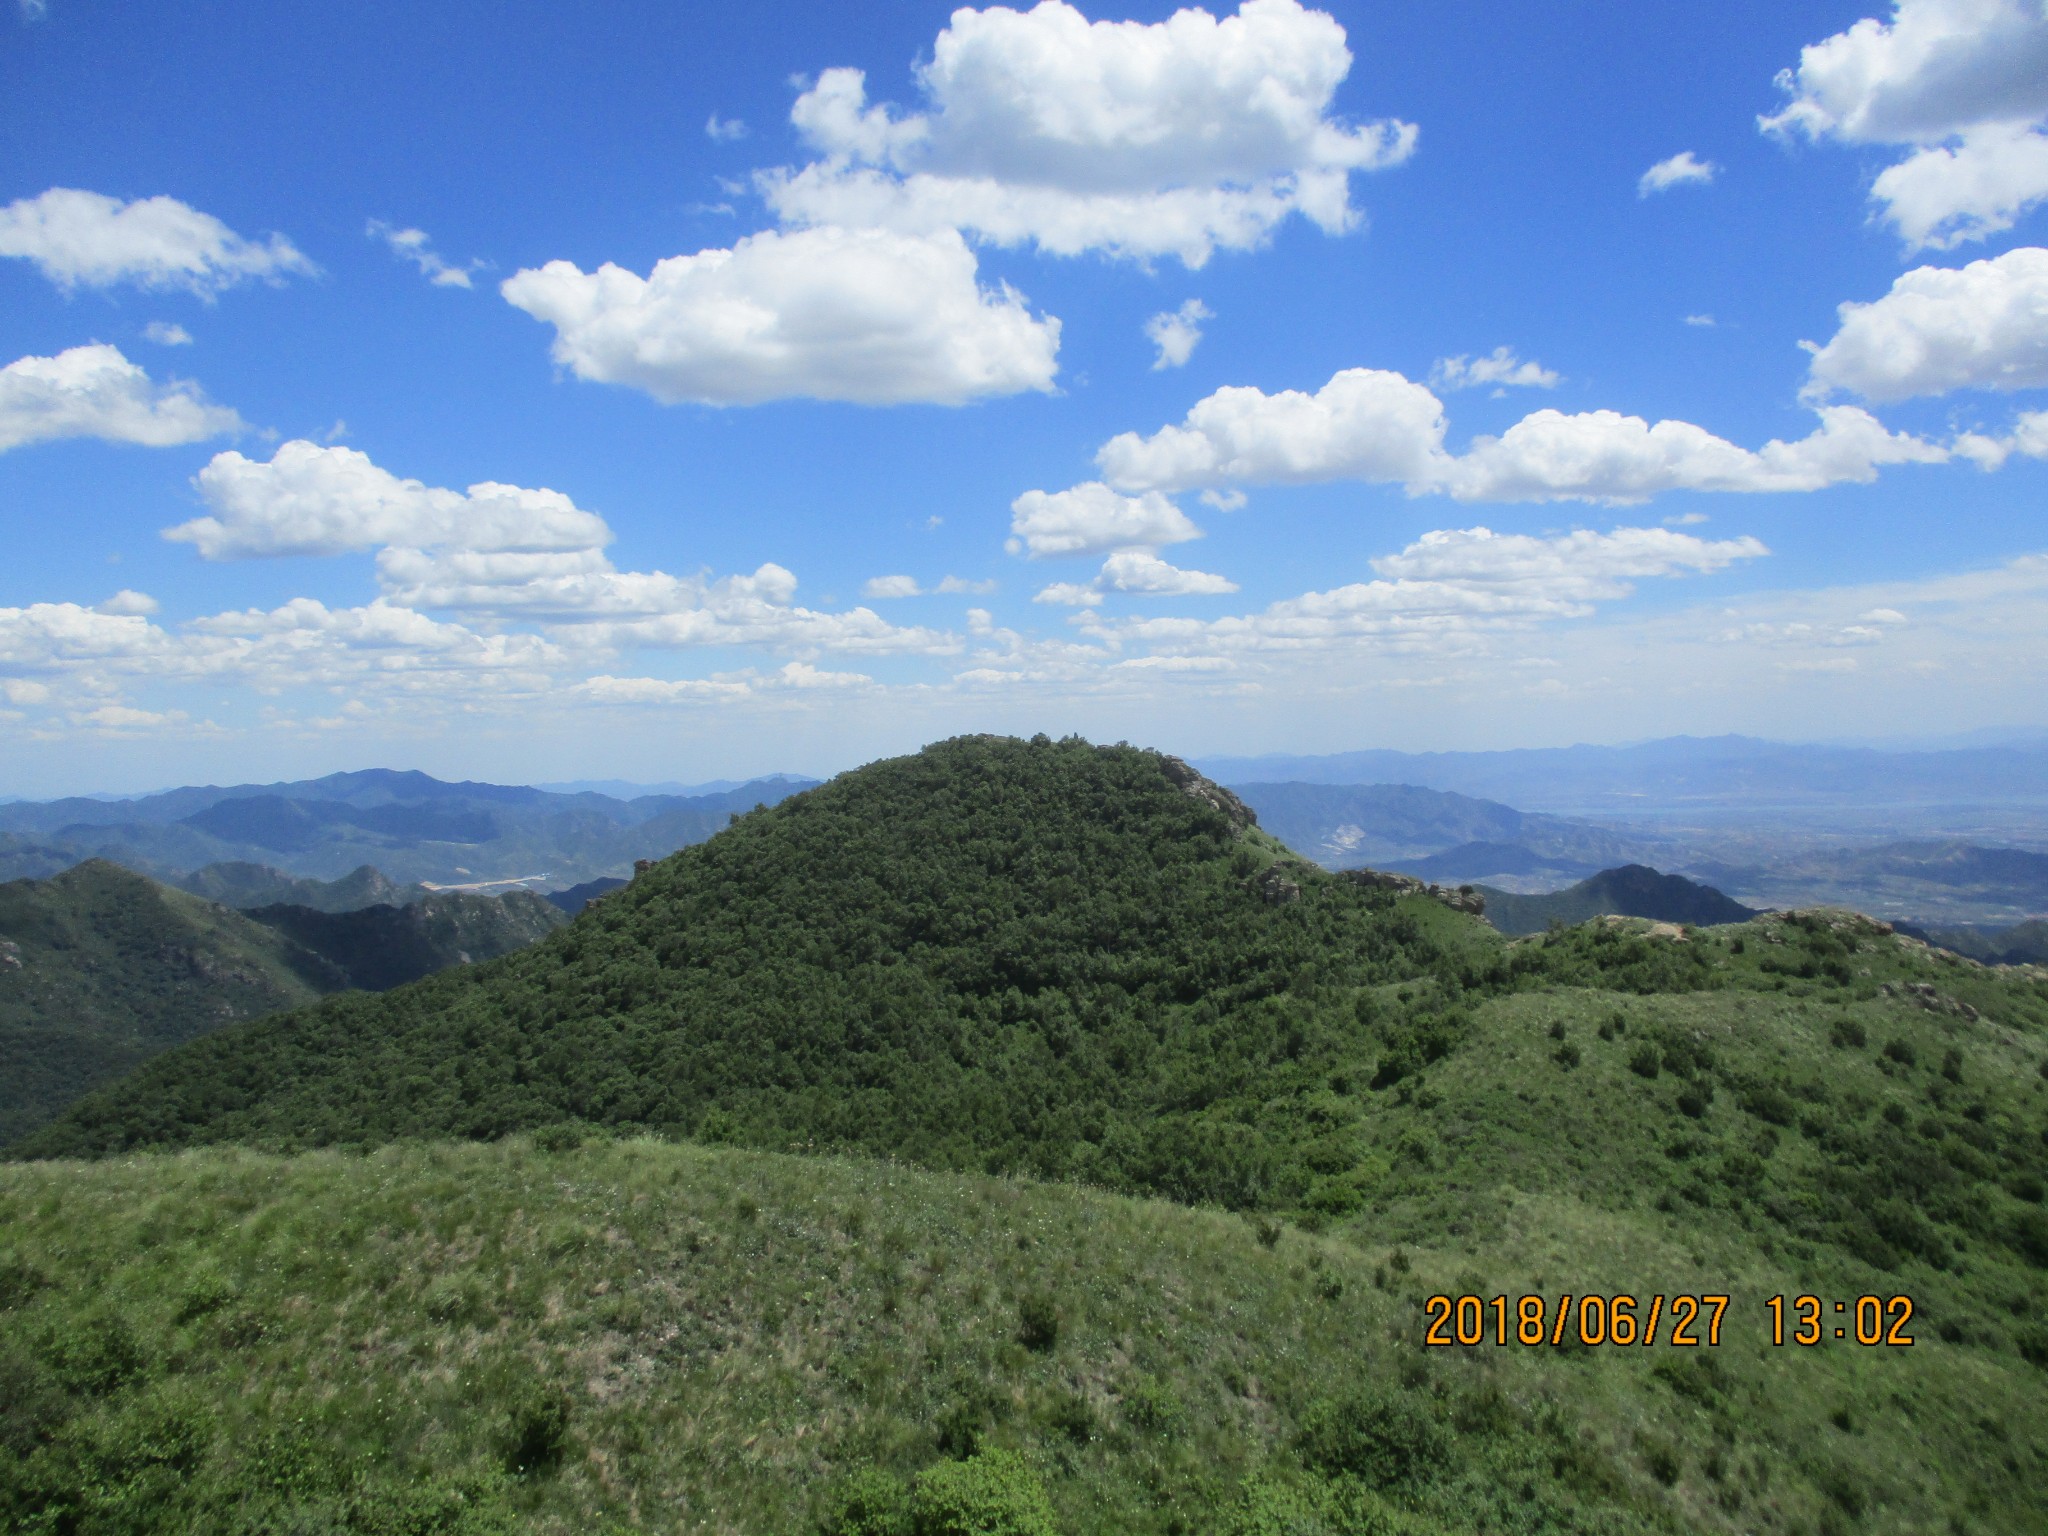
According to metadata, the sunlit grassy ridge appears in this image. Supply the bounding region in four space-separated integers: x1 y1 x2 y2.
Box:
2 1135 2041 1536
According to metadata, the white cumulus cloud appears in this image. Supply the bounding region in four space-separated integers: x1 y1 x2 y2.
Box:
1443 404 1946 503
1097 367 1452 491
1761 0 2048 249
1091 524 1771 657
1035 549 1239 605
1952 407 2048 468
0 344 244 454
155 441 956 660
0 188 313 295
169 440 613 560
1091 363 1950 504
1638 151 1717 195
501 226 1059 406
1007 482 1204 558
142 321 193 347
757 0 1416 267
1370 525 1765 598
1099 548 1238 595
1144 299 1212 369
580 674 751 703
1804 245 2048 400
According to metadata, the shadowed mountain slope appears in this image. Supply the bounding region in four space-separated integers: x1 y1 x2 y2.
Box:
0 861 331 1144
0 864 568 1144
1903 918 2048 967
1384 841 1600 886
544 874 627 913
241 892 567 993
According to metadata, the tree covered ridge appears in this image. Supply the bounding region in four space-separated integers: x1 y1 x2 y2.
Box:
14 736 1458 1189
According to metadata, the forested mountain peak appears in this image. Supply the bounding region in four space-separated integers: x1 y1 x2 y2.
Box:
14 735 1431 1178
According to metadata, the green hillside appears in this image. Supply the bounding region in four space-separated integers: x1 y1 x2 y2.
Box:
241 891 567 992
1 1134 2042 1536
1478 866 1760 936
9 738 2048 1532
1 865 567 1145
18 737 1468 1197
0 861 331 1145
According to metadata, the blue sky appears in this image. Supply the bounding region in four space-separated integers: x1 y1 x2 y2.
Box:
2 0 2046 795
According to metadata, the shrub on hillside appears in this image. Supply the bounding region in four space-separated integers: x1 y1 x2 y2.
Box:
1016 1292 1060 1353
823 1467 913 1536
1296 1389 1445 1488
911 1449 1057 1536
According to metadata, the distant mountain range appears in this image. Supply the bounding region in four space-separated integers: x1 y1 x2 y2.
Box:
1227 775 2048 925
1897 919 2048 967
534 774 818 798
1227 782 1661 875
170 861 426 912
0 769 816 888
1202 735 2048 819
1690 840 2048 927
1 741 2040 929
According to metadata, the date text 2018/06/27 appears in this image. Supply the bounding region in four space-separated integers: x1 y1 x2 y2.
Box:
1423 1294 1916 1348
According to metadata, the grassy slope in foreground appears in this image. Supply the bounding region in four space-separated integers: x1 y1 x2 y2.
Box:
1 1135 2041 1536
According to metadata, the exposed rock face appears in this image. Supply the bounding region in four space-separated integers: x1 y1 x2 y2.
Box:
1254 865 1301 905
1158 755 1257 832
0 939 20 970
1337 867 1485 916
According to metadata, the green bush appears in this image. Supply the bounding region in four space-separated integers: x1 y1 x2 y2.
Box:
1221 1475 1339 1536
1015 1292 1059 1353
1296 1389 1444 1488
532 1122 586 1152
502 1381 572 1476
911 1449 1058 1536
1120 1374 1184 1434
45 1309 146 1396
823 1467 913 1536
